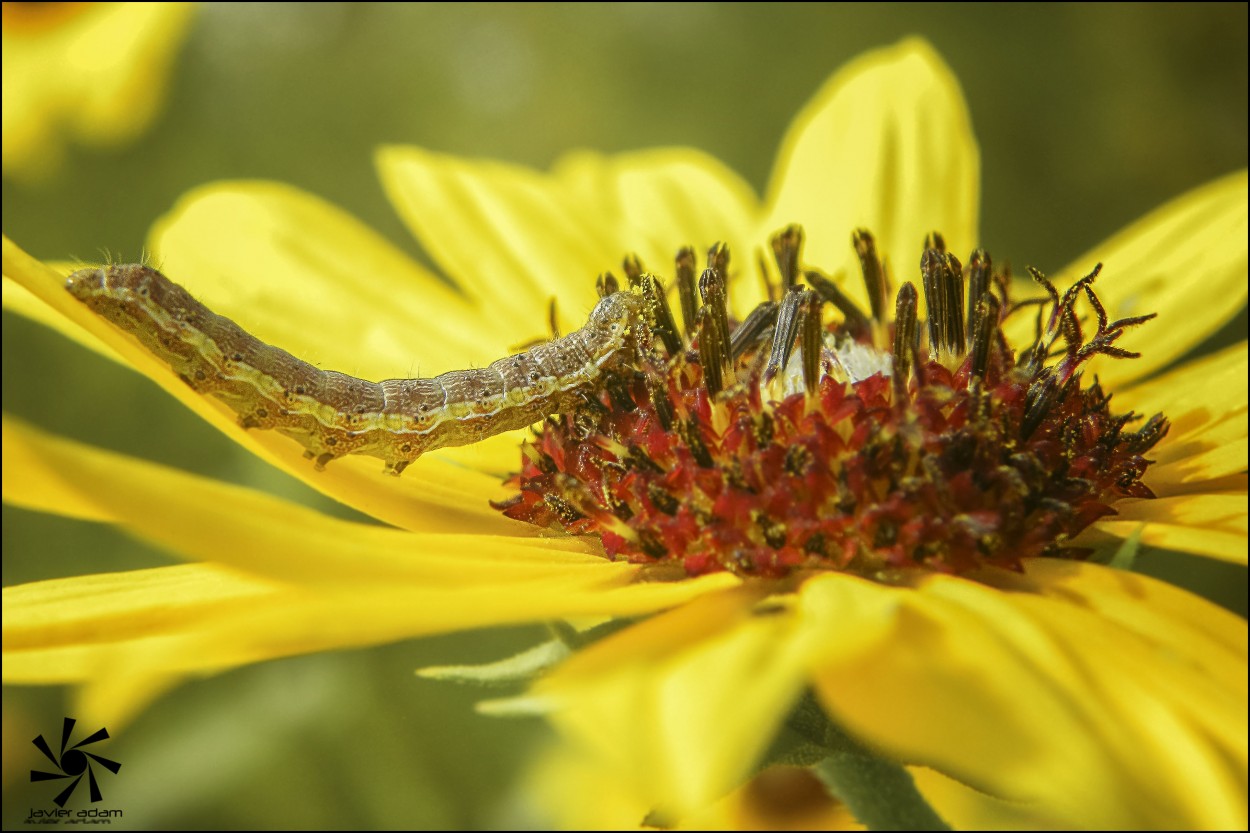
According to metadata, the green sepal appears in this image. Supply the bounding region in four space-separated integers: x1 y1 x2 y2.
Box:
416 638 571 687
415 617 637 688
1105 525 1145 571
751 690 951 831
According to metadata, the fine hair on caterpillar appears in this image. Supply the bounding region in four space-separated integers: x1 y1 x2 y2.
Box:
66 264 649 475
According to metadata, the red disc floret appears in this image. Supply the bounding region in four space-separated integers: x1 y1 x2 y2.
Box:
494 234 1167 580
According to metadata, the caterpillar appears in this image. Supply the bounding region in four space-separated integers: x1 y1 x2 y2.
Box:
66 264 647 475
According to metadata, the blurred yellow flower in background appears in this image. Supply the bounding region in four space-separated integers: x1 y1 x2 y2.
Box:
2 38 1246 829
2 2 195 180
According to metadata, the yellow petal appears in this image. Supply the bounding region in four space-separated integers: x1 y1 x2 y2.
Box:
1088 492 1248 564
5 563 735 729
1118 342 1247 416
763 38 979 311
3 272 121 363
529 739 858 831
149 181 490 377
802 575 1082 803
4 458 734 725
2 236 112 342
536 583 814 819
553 149 761 309
378 145 617 338
809 570 1247 829
5 559 734 677
3 563 279 725
523 742 655 829
1021 170 1248 388
910 767 1059 830
1016 559 1247 684
1007 592 1246 829
3 564 279 654
1116 342 1248 492
2 415 602 582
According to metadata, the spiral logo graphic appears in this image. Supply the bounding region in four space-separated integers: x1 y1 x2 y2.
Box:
30 717 122 807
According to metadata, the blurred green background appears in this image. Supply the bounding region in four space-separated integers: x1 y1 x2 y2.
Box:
3 3 1247 828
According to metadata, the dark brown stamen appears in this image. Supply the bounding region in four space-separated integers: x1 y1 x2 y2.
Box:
622 253 644 286
968 293 1001 382
707 241 730 280
675 246 700 338
804 269 871 338
965 249 991 348
730 300 780 361
647 375 675 430
596 271 619 299
920 245 966 360
639 273 682 356
698 305 728 395
1021 368 1061 439
853 229 888 323
892 282 918 398
772 225 803 290
698 264 733 390
943 252 966 353
764 286 807 384
800 290 823 396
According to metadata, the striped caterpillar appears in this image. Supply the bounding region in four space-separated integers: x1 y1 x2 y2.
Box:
66 264 646 475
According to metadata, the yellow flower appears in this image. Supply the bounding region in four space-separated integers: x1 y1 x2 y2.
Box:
526 742 861 830
3 38 1247 829
1 2 195 179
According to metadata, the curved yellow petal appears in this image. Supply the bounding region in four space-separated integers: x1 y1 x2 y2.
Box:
2 563 277 725
523 742 655 829
1118 342 1247 416
530 740 858 831
1022 170 1248 388
176 572 741 676
2 416 602 583
3 273 121 363
553 149 761 309
3 564 279 654
1007 592 1246 829
5 562 736 729
149 181 490 377
910 767 1059 831
764 38 979 310
1016 558 1247 678
5 560 734 678
1088 492 1248 564
802 575 1065 802
808 570 1247 829
1111 342 1248 493
1149 436 1249 498
378 145 617 339
7 640 190 729
536 583 814 819
3 235 114 341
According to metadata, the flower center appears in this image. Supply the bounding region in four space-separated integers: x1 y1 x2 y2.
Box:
494 227 1167 579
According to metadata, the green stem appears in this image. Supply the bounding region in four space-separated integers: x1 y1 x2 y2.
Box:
789 693 950 831
812 744 950 831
